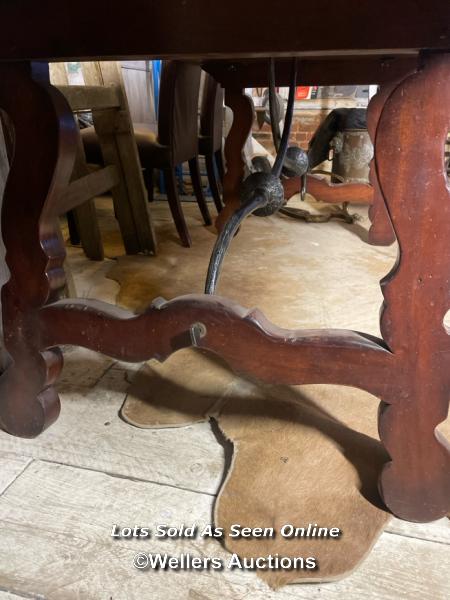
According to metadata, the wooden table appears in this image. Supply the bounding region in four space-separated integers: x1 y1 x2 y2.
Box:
0 1 449 523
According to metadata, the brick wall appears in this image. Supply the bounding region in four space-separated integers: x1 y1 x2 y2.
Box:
252 108 331 156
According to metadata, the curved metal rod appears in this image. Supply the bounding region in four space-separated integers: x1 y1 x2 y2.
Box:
205 193 267 294
268 58 281 153
271 57 297 178
204 58 298 295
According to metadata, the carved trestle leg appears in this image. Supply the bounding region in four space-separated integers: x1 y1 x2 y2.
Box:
0 62 77 437
215 87 254 232
374 54 450 522
367 82 399 246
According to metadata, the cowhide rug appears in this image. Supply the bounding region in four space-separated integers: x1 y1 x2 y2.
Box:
92 197 449 588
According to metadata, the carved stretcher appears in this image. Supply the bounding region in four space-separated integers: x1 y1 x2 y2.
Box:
0 1 449 523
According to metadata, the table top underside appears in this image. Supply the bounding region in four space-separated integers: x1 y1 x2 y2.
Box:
0 2 448 86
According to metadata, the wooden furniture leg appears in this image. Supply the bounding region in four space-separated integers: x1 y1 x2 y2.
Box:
366 83 398 246
215 148 225 182
163 166 191 247
0 111 11 373
143 167 154 202
91 108 155 255
0 62 77 437
204 152 223 213
66 211 80 245
70 131 104 260
215 87 254 232
188 156 212 225
0 58 449 524
374 53 450 522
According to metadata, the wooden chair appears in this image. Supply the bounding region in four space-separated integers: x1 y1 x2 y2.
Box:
199 73 225 213
50 62 157 260
82 61 212 247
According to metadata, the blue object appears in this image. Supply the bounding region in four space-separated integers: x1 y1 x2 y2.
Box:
152 60 162 117
152 60 166 194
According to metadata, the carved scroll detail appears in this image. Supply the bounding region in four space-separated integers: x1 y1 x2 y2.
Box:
39 295 394 396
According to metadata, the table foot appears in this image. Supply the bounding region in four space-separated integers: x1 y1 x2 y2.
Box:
0 348 62 438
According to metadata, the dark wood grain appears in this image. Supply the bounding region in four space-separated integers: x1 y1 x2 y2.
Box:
38 295 394 396
0 62 76 437
375 54 450 522
367 83 398 246
0 2 448 61
204 56 421 88
216 88 254 232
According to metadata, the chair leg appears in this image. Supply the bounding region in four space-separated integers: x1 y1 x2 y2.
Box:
66 210 80 245
163 167 192 247
215 148 226 181
188 156 212 226
74 199 104 261
143 167 154 202
205 153 223 213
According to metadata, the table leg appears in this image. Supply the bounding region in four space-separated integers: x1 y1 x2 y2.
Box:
374 53 450 522
215 87 253 232
0 62 77 437
367 83 398 246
